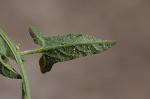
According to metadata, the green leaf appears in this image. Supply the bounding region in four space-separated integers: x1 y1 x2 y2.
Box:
0 36 21 79
29 26 117 73
0 37 7 55
0 55 21 79
29 26 44 45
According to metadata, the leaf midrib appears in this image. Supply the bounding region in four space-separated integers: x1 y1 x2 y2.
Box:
20 40 116 56
43 40 114 50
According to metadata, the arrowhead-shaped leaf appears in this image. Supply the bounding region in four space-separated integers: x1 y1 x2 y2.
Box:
29 26 117 73
0 36 21 79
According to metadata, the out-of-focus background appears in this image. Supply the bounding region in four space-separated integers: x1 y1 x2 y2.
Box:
0 0 150 99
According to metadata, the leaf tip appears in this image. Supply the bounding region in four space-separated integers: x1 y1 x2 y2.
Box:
28 26 37 33
17 74 22 79
111 40 118 46
28 26 44 45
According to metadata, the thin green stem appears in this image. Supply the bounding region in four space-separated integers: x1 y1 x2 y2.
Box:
0 31 31 99
20 48 42 56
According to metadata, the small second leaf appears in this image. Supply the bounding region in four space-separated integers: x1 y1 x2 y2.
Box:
0 35 21 79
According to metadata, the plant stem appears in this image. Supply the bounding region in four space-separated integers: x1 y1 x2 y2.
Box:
20 48 43 56
0 31 31 99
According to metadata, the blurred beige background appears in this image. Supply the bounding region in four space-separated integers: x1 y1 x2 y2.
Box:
0 0 150 99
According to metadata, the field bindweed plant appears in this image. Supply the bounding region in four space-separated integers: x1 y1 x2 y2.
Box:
0 26 117 99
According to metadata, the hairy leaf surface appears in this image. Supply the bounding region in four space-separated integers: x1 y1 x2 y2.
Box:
29 26 44 45
29 26 117 73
